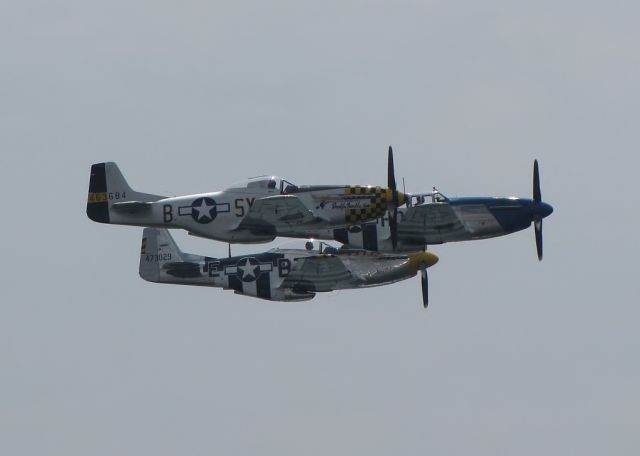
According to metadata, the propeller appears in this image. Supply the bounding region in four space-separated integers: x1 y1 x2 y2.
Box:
388 146 400 249
533 159 541 203
420 265 429 308
535 219 543 260
410 251 438 309
533 159 543 261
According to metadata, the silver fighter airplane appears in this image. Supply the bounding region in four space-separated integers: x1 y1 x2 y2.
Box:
140 228 439 306
87 162 405 243
87 148 553 259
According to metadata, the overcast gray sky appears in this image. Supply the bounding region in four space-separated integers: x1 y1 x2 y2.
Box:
1 1 639 454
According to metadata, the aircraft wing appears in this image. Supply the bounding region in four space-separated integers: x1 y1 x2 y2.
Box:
398 203 467 243
235 195 321 234
280 255 352 292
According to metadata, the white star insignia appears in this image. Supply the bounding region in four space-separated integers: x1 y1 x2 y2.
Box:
193 199 214 221
237 259 257 281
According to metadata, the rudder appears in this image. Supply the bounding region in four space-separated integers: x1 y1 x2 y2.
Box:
87 163 110 223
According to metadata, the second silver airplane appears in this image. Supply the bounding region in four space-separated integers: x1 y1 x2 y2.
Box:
140 228 438 306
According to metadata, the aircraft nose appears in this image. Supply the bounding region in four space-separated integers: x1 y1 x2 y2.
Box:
540 202 553 218
408 251 439 273
532 201 553 219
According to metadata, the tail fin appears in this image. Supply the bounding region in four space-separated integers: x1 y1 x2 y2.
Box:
87 162 165 223
139 228 203 283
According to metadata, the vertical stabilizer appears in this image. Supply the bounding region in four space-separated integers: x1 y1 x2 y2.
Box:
139 228 204 283
87 162 165 223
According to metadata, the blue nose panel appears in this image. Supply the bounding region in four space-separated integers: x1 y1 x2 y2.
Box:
481 198 533 234
489 206 533 233
448 197 534 235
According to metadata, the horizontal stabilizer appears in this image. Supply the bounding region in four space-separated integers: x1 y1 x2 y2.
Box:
162 261 202 278
111 201 153 213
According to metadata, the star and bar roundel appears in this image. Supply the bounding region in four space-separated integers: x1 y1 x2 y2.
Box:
225 257 273 282
178 198 230 224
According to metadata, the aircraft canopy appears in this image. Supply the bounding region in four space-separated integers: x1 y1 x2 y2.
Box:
229 176 299 195
269 239 341 254
408 189 449 206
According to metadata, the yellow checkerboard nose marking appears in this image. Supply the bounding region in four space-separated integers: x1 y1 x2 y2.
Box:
344 186 391 223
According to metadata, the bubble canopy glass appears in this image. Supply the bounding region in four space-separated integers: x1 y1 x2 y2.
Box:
228 176 299 194
269 239 341 253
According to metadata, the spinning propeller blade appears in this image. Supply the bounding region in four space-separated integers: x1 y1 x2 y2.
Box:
535 220 543 261
420 266 428 308
411 251 438 309
388 146 397 195
533 159 541 203
388 146 399 249
533 159 544 261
